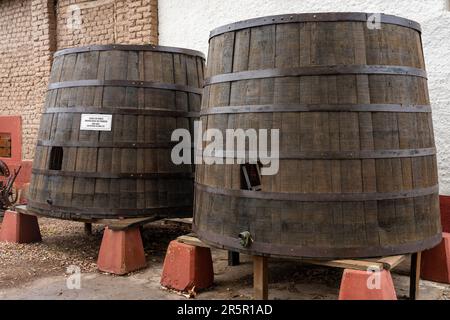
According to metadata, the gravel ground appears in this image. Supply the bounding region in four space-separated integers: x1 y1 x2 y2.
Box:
0 216 449 300
0 217 189 290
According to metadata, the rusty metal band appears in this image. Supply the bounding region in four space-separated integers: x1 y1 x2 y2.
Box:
209 13 421 38
198 147 436 160
37 140 175 149
205 65 427 85
27 200 192 216
54 44 206 59
48 80 203 95
195 183 439 202
44 107 200 118
192 226 442 259
32 169 194 179
200 104 432 115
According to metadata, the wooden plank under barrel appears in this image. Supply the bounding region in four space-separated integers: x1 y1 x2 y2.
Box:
28 44 205 220
194 13 442 259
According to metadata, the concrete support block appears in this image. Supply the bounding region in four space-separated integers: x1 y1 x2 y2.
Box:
421 233 450 284
160 240 214 291
0 210 42 243
97 227 146 275
338 269 397 300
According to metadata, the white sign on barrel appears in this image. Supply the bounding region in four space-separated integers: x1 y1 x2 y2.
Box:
80 114 112 131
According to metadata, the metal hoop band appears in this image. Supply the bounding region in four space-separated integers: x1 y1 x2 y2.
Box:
205 65 427 86
48 80 203 95
210 12 421 38
195 183 439 202
54 44 206 59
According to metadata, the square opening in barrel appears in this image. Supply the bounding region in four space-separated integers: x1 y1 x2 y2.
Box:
240 163 262 191
49 147 63 171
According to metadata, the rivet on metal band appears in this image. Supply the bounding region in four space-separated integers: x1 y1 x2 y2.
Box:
209 13 422 39
200 104 432 115
32 169 194 179
27 200 193 217
44 107 200 118
54 44 206 60
37 140 176 149
204 65 427 86
197 147 436 160
195 183 439 202
48 80 203 95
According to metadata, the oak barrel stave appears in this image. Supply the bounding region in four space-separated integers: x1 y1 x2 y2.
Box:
28 45 205 219
194 13 441 258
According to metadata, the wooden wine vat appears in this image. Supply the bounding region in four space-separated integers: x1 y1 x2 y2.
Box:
28 44 205 220
194 13 442 258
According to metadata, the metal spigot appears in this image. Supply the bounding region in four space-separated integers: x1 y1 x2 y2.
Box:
238 231 253 248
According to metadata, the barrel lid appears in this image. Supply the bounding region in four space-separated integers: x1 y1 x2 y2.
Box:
209 12 422 39
54 44 206 59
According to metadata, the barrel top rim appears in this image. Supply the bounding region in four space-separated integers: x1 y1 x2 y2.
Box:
209 12 422 38
54 44 206 59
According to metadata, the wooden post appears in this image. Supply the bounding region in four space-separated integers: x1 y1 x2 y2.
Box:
253 255 268 300
409 252 422 300
84 222 92 236
228 251 240 266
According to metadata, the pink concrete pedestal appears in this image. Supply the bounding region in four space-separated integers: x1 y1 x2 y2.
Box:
0 210 41 243
97 226 146 275
421 233 450 284
160 240 214 292
338 269 397 300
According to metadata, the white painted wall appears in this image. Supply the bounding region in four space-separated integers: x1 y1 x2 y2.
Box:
159 0 450 194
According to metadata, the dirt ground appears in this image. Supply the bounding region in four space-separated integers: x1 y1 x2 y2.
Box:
0 217 449 300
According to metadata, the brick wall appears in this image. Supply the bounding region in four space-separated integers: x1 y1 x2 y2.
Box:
0 0 158 163
30 0 57 159
0 0 34 158
56 0 158 49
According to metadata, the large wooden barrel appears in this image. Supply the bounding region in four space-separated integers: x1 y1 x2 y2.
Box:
194 13 442 259
28 45 205 220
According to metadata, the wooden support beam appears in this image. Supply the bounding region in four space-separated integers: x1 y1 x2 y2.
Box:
177 234 210 248
410 252 422 300
15 205 38 216
302 254 405 271
304 259 385 271
228 251 240 266
253 255 268 300
102 216 159 231
164 217 193 227
15 205 159 230
377 255 406 270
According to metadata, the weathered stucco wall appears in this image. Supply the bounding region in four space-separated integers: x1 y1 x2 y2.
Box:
159 0 450 194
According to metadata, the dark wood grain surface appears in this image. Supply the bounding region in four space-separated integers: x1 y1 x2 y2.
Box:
194 15 441 259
